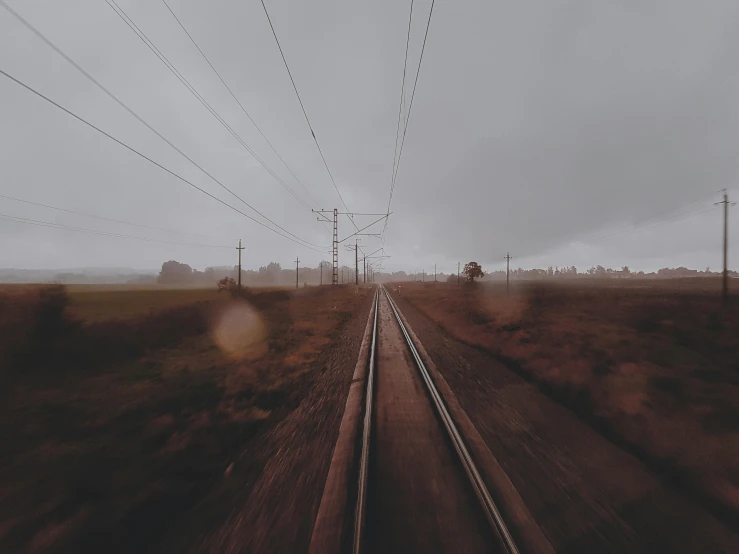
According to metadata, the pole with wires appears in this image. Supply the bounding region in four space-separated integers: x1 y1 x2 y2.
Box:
716 191 735 305
333 208 339 284
237 239 245 292
296 257 300 289
505 253 512 295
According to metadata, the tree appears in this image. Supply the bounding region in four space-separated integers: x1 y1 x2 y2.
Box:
157 260 193 284
462 262 484 282
217 277 236 292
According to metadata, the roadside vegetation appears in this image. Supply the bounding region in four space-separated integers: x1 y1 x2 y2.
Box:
392 279 739 521
0 283 367 552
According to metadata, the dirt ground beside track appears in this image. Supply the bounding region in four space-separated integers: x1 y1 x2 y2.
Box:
388 281 739 553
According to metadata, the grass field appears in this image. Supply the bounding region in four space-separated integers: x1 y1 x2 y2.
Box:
390 279 739 519
0 283 369 552
67 287 223 322
0 283 293 323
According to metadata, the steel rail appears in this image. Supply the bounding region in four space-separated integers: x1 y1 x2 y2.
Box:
353 288 379 554
381 286 520 554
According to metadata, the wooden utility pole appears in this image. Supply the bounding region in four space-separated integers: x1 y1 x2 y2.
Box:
320 262 323 286
363 256 367 284
295 257 300 289
355 239 359 285
716 191 735 305
342 267 344 284
434 264 437 282
423 270 425 282
236 239 245 292
457 262 460 287
505 253 512 295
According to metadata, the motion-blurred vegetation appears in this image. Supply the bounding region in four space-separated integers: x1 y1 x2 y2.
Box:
394 279 739 523
0 284 365 552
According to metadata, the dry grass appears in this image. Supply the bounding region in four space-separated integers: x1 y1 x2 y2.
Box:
0 284 366 552
393 279 739 518
0 283 293 323
66 287 223 323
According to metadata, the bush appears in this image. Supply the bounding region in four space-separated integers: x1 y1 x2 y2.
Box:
0 286 77 375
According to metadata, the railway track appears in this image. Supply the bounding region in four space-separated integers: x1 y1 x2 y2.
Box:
311 285 521 554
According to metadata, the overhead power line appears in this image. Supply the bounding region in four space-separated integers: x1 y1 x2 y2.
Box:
592 189 721 240
103 0 315 213
588 204 718 243
0 67 328 253
512 191 724 261
575 190 723 246
160 0 321 209
1 1 324 249
258 0 357 229
383 0 436 239
390 0 415 201
338 214 390 243
0 213 232 249
0 193 225 241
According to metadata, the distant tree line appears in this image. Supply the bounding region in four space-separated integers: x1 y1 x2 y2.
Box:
480 265 738 280
0 261 731 286
156 260 360 286
372 265 738 283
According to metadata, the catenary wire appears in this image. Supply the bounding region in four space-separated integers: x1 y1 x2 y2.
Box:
258 0 358 231
0 213 232 249
383 0 436 239
390 0 415 201
0 193 226 241
0 67 328 253
1 1 324 248
338 214 390 243
103 0 316 213
160 0 322 210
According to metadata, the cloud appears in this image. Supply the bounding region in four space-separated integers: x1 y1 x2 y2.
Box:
1 0 738 273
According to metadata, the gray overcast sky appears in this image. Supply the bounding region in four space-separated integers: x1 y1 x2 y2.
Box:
1 0 738 275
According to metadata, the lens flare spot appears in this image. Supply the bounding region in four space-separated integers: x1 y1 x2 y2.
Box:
213 302 266 360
